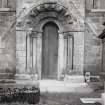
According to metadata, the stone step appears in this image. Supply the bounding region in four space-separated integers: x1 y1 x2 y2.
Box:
39 80 93 93
0 79 15 83
0 79 93 93
0 73 15 79
64 75 85 83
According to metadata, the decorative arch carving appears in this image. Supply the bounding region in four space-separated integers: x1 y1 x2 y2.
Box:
29 2 67 17
24 2 74 32
16 2 75 79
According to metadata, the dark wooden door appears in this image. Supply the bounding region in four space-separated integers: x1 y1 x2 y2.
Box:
42 22 58 79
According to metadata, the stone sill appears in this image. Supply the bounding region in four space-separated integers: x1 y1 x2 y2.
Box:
0 8 15 12
91 9 105 13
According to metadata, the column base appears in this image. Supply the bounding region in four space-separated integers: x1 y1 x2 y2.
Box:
15 73 32 80
64 75 85 83
0 72 15 83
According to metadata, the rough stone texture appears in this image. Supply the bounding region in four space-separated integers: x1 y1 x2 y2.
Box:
0 0 105 80
16 0 85 78
84 4 105 75
16 30 26 74
73 32 84 74
84 23 102 75
0 0 16 75
102 38 105 72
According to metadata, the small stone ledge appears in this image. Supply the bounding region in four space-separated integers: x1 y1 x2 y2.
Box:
15 74 32 80
0 8 16 12
0 73 15 79
91 9 105 13
0 79 15 83
64 75 85 83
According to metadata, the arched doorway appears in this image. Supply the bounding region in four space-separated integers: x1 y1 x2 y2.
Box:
42 22 59 79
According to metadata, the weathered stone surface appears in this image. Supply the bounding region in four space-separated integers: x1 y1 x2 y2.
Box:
0 0 16 76
102 38 105 72
0 0 105 80
16 0 105 78
73 32 84 74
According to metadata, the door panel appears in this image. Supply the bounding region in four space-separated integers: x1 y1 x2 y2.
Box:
42 22 58 79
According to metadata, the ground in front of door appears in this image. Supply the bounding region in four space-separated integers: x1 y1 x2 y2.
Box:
0 92 101 105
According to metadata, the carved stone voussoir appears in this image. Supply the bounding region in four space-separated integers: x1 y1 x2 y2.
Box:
29 3 67 17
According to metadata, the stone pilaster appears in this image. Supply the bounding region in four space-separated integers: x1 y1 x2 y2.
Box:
16 30 27 74
58 34 65 79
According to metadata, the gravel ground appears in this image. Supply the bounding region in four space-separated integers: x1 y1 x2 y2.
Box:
0 92 101 105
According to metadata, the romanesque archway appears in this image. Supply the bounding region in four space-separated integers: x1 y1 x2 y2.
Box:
16 2 78 80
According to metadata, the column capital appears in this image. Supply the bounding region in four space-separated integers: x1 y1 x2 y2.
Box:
31 32 42 38
58 34 64 38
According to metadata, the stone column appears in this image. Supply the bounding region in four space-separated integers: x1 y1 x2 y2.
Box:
64 35 67 71
58 34 65 79
67 35 73 70
32 37 37 73
31 33 42 80
2 0 8 8
101 93 105 105
36 33 42 80
26 33 31 73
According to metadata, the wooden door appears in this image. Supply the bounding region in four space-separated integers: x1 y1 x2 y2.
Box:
42 22 58 79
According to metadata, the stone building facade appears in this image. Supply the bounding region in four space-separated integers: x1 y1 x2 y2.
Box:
0 0 16 79
99 23 105 72
85 0 105 75
102 31 105 72
0 0 105 81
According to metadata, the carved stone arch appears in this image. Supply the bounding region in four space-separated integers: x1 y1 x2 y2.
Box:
16 2 75 32
29 2 67 17
26 2 74 79
25 2 73 31
39 19 63 33
16 2 76 80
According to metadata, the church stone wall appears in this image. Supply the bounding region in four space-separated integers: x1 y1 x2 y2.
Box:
73 32 84 74
102 38 105 72
0 0 16 76
84 26 102 75
0 0 104 79
16 0 85 76
84 0 105 75
16 30 26 74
